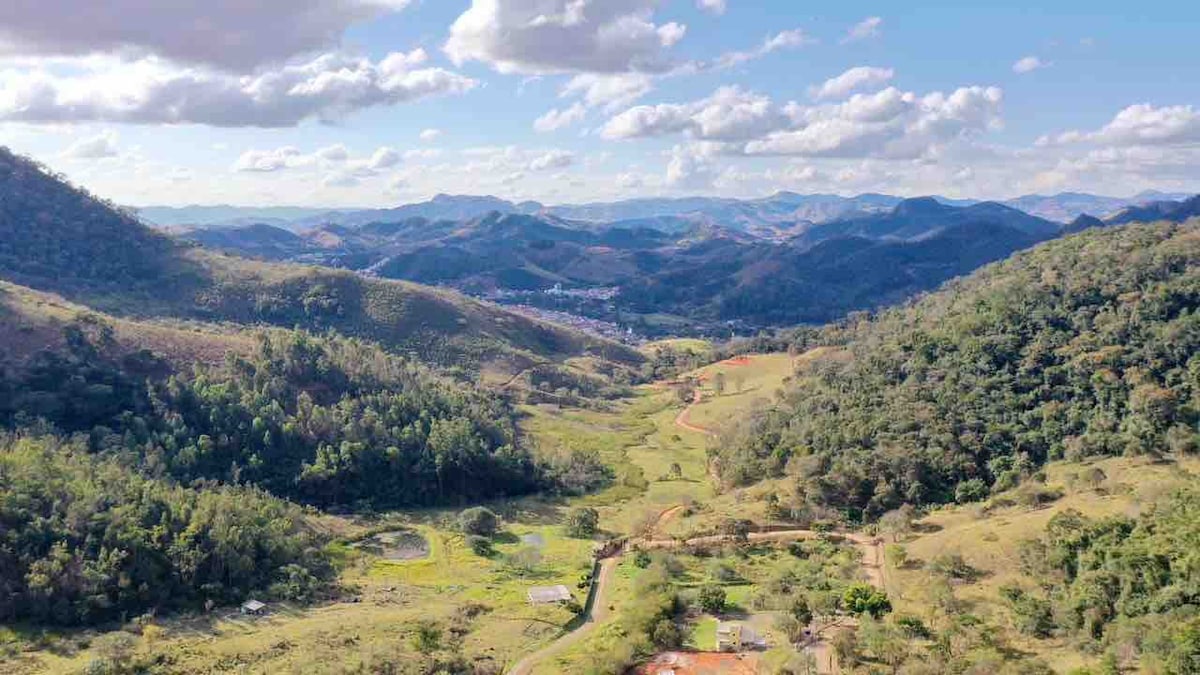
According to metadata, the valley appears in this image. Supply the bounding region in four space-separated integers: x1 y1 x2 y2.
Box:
0 146 1198 675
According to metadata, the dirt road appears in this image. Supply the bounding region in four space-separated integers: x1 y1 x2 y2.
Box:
675 389 716 437
506 556 619 675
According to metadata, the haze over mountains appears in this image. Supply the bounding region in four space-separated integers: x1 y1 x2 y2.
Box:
140 189 1191 235
169 189 1199 334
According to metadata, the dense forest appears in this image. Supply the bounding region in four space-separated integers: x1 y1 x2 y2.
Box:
0 324 555 509
714 222 1200 519
0 434 330 626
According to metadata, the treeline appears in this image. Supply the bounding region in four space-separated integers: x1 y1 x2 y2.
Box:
714 223 1200 519
1006 487 1200 672
1 325 550 509
0 434 329 626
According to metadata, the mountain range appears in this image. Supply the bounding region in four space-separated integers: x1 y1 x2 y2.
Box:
139 189 1193 236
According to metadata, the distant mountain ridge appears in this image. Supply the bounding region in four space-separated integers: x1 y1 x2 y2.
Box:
139 189 1194 236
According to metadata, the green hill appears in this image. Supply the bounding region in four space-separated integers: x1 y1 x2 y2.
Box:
715 220 1200 519
0 147 642 372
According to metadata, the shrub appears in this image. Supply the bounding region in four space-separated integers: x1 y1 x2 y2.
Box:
466 535 493 557
563 507 600 538
458 507 499 537
698 585 727 613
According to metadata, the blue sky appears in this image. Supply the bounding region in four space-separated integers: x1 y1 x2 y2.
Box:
0 0 1196 207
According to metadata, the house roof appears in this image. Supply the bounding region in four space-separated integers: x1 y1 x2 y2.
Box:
527 585 572 604
241 599 266 611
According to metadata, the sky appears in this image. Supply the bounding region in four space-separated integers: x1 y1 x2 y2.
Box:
0 0 1196 208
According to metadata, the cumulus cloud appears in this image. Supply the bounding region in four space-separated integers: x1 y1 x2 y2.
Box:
444 0 685 74
1038 103 1200 147
316 144 351 161
809 66 895 100
696 0 727 15
528 149 576 171
534 102 588 132
368 146 401 169
0 0 413 71
0 50 476 127
233 147 309 172
1012 56 1047 74
562 73 655 111
843 16 883 43
62 130 120 159
750 86 1004 159
714 29 813 69
419 128 443 142
603 87 789 142
233 144 402 175
603 82 1005 161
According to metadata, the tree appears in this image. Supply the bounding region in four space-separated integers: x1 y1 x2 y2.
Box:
713 372 728 396
842 583 892 618
698 585 727 613
878 505 915 542
720 518 753 544
563 507 600 538
458 507 500 537
790 595 813 625
668 462 683 481
651 618 682 648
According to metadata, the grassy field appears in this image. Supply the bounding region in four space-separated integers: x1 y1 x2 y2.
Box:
885 455 1200 673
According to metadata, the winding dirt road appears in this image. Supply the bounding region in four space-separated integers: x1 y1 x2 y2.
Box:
675 389 716 437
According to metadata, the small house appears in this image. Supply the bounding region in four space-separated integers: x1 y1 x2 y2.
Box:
240 599 267 616
527 585 573 605
717 622 765 652
716 622 742 651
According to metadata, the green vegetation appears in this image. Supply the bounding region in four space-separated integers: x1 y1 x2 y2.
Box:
1010 486 1200 670
716 222 1200 518
0 434 329 626
0 325 544 510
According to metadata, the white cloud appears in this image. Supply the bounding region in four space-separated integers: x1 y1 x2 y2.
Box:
0 0 414 71
657 22 688 48
696 0 727 15
233 147 309 172
528 149 576 171
0 50 476 127
809 66 894 101
665 143 718 189
843 16 883 43
714 28 813 69
62 130 119 159
444 0 684 75
750 86 1004 159
1038 103 1200 147
368 146 400 169
602 87 788 142
1012 56 1047 74
534 102 588 132
233 143 402 175
603 82 1004 162
561 73 654 111
419 128 443 142
316 144 350 162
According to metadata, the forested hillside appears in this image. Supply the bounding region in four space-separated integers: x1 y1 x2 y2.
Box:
0 147 642 371
0 434 330 626
715 221 1200 519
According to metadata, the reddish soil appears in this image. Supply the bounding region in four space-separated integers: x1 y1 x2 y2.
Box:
635 651 761 675
721 356 753 366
